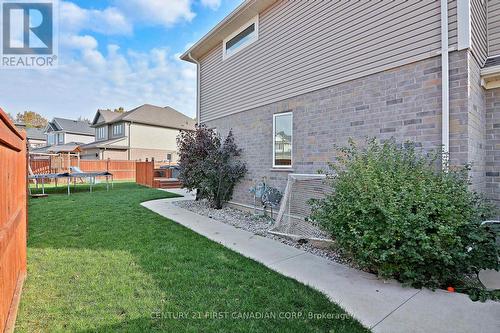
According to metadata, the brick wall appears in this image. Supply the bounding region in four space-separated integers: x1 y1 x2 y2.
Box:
485 88 500 207
205 51 492 208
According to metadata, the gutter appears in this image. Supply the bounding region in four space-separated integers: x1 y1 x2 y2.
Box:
441 0 449 169
187 52 201 125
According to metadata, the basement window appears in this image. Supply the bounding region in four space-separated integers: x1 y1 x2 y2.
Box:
223 15 259 59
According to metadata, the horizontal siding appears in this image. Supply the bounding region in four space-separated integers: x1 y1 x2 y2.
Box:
199 0 457 123
471 0 488 65
489 0 500 56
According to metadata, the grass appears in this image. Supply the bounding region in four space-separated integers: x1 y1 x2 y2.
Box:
16 183 369 332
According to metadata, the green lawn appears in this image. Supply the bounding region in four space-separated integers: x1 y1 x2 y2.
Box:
16 183 368 332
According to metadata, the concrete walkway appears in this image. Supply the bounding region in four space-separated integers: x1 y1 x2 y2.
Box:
142 191 500 333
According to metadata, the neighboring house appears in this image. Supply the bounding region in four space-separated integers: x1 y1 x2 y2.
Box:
45 118 94 146
14 122 46 148
181 0 500 209
80 104 196 162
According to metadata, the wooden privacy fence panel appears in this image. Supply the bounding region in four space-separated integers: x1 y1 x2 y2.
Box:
136 160 154 187
0 108 27 333
29 158 136 180
29 159 50 174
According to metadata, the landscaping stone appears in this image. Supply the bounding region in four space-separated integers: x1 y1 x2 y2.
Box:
173 199 355 267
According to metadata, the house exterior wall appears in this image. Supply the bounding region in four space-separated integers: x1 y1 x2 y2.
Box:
198 0 458 123
129 123 179 152
129 148 177 163
485 87 500 206
102 149 128 160
205 51 477 207
64 133 94 144
488 0 500 56
471 0 488 65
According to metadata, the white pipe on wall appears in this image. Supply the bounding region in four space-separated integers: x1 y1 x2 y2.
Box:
441 0 450 169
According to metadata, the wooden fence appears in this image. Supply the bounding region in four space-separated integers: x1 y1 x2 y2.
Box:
29 158 136 180
136 159 179 189
136 160 154 187
0 108 27 333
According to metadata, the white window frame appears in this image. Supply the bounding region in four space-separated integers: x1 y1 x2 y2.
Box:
272 112 293 168
222 15 259 60
57 132 64 144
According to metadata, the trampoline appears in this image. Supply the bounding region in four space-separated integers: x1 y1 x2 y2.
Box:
29 170 114 195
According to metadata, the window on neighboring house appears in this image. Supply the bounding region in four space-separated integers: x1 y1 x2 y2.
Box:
112 123 124 136
47 133 54 145
273 112 292 168
223 15 258 59
57 133 64 144
97 126 106 140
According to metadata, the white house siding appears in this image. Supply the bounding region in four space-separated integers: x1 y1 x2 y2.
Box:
198 0 458 123
489 0 500 56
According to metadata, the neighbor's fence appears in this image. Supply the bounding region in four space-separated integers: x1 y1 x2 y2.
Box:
29 158 136 180
0 108 28 333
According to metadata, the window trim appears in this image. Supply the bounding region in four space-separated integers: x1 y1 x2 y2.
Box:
222 15 259 60
272 111 293 169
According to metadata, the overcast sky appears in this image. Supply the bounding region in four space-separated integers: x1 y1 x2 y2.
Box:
0 0 240 120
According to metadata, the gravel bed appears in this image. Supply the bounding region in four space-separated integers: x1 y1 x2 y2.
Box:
173 199 355 267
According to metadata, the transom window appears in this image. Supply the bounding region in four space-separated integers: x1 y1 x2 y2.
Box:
223 15 259 59
273 112 292 168
112 123 124 136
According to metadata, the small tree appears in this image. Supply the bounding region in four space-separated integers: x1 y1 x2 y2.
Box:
177 126 246 209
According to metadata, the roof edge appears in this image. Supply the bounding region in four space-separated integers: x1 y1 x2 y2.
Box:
180 0 277 62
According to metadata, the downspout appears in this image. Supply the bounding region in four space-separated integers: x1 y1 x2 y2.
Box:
441 0 450 169
187 52 201 125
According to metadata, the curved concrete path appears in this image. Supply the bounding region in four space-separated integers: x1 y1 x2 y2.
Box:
141 190 500 333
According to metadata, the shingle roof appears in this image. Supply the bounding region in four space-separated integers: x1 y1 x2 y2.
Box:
92 104 196 130
93 109 121 125
50 118 94 135
25 127 46 140
79 137 128 149
31 142 82 153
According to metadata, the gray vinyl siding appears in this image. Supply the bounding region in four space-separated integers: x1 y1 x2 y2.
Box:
489 0 500 56
199 0 458 123
471 0 488 65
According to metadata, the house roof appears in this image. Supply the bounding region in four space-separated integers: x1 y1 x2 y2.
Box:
92 109 121 125
46 117 94 135
91 104 196 130
31 142 82 154
79 137 128 150
14 122 46 140
180 0 277 62
25 127 46 140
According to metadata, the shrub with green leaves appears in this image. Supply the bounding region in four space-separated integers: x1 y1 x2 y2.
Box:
310 139 499 289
